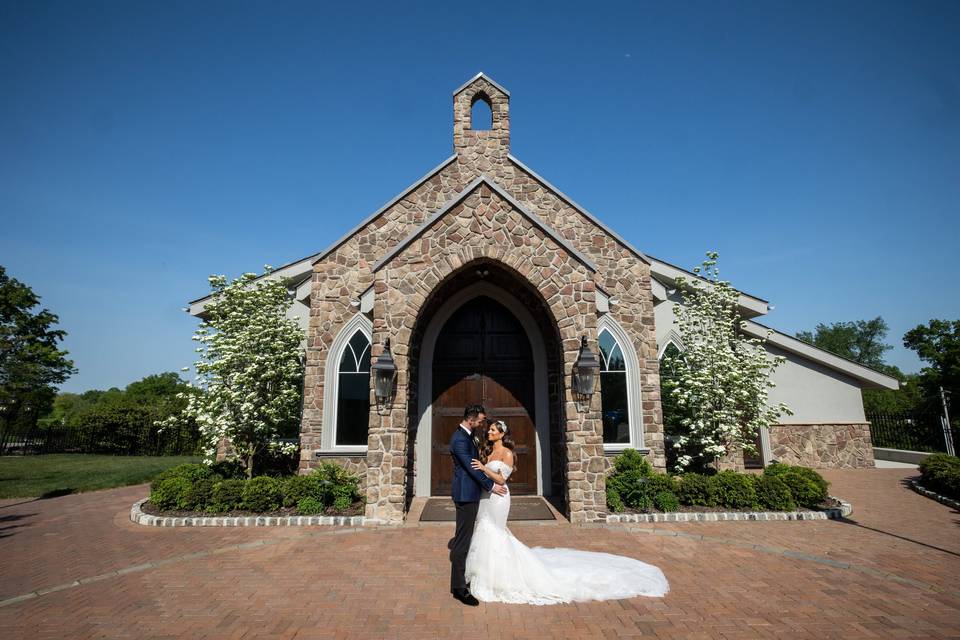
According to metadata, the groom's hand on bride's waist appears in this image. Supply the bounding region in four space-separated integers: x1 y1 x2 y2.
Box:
492 485 508 496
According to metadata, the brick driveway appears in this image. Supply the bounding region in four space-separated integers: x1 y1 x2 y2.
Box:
1 468 958 639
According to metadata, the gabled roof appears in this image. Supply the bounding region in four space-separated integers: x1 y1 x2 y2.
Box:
373 175 598 273
646 254 770 319
452 72 510 97
508 155 651 266
742 320 900 390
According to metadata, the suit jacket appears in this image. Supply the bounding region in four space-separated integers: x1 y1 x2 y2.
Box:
450 426 494 502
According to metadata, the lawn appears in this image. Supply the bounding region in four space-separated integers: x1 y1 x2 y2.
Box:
0 454 200 499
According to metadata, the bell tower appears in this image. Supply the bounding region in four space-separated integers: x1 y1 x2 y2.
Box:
452 72 510 162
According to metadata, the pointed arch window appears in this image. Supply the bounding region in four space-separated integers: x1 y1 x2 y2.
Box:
322 315 373 452
596 316 644 451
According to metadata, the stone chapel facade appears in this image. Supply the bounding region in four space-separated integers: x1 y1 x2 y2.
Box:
298 74 665 525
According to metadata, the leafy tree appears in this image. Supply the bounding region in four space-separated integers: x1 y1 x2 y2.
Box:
0 266 76 431
663 253 791 472
167 269 305 477
796 317 891 368
795 316 929 414
904 319 960 416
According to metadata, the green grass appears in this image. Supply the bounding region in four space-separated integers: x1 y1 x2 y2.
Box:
0 454 201 499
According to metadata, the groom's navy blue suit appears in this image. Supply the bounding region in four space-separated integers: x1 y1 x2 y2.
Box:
449 425 494 593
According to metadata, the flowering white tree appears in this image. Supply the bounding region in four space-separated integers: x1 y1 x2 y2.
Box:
169 269 304 477
662 252 791 471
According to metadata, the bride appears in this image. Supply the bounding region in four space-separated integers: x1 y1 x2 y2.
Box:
464 419 670 605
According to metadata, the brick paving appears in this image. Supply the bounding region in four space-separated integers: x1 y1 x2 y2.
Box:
1 468 958 639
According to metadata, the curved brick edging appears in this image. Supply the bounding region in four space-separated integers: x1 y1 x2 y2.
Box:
606 496 852 524
908 480 960 511
129 499 365 527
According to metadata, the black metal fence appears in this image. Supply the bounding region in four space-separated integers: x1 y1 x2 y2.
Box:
0 413 202 456
867 411 956 454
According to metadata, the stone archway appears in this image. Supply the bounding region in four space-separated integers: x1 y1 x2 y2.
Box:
413 280 553 498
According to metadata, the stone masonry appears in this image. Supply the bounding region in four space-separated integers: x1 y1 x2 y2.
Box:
768 423 876 469
299 74 664 524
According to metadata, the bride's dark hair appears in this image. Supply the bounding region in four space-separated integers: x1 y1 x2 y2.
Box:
492 420 516 454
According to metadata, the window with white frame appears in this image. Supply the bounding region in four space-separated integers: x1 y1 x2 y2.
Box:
599 328 631 445
333 329 371 447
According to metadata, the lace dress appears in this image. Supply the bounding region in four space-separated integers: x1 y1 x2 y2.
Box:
464 460 670 605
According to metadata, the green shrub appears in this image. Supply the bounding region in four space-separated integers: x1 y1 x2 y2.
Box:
765 463 829 494
605 486 624 513
208 479 246 513
150 463 215 492
315 462 362 511
606 470 647 509
283 475 322 507
708 471 758 509
753 474 796 511
209 459 247 480
181 477 215 511
919 453 960 500
676 473 713 506
654 491 680 512
297 497 325 515
764 463 829 508
151 476 192 510
612 449 654 476
242 476 283 512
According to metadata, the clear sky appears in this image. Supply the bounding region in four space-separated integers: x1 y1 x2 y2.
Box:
2 0 957 393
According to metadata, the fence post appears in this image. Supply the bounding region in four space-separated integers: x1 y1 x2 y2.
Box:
940 387 955 457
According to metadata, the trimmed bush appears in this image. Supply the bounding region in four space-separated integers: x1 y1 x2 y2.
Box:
283 475 322 508
676 473 713 506
181 477 215 510
708 471 758 509
753 474 796 511
151 463 215 492
613 449 654 476
242 476 283 512
209 459 246 480
764 463 829 508
151 476 192 510
314 462 362 510
919 453 960 500
605 486 624 513
654 491 680 512
297 497 325 515
208 479 245 513
606 470 647 510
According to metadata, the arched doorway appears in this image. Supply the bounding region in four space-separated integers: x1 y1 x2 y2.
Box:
414 280 553 498
431 295 536 495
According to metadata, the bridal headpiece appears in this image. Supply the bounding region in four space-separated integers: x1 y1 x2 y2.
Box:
496 420 508 433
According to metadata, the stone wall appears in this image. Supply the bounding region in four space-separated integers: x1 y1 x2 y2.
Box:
769 423 875 469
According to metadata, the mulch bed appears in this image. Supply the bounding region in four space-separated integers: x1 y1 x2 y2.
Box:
141 500 365 519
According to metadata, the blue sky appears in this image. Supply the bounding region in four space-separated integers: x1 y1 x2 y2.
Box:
1 0 957 393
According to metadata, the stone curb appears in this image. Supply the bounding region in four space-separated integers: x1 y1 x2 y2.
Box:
908 480 960 511
605 495 852 524
129 499 365 527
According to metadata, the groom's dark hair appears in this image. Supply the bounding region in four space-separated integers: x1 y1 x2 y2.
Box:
463 404 486 420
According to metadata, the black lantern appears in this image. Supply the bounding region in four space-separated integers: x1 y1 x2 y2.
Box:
572 335 600 403
371 338 397 409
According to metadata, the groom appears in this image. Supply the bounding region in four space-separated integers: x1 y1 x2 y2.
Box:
449 403 507 606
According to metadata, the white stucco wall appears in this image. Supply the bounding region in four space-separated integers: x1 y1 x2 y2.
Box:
766 345 866 424
654 299 866 424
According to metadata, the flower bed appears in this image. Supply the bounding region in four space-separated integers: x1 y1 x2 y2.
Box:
606 449 835 516
144 460 364 518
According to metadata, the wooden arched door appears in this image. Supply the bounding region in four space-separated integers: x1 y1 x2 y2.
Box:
431 296 537 495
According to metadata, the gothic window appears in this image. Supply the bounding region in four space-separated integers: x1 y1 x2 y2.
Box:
599 328 630 445
334 329 371 447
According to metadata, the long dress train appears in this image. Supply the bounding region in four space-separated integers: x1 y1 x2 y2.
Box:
464 461 670 605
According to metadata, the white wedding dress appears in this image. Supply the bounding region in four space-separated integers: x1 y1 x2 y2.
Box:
464 461 670 605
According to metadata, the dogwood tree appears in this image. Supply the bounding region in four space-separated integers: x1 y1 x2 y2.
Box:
662 252 791 471
170 269 304 477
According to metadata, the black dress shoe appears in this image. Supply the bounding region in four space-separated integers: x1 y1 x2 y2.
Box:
451 588 480 606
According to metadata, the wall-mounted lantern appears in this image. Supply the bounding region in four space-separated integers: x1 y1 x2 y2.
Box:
371 338 397 411
572 335 600 409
